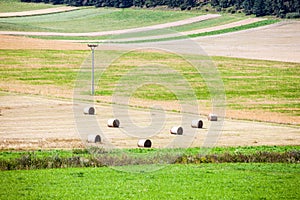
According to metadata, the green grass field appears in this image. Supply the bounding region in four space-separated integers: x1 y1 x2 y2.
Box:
0 0 59 13
0 49 87 87
0 7 201 33
171 13 248 32
0 49 299 118
26 19 279 42
0 163 299 199
24 13 251 41
0 4 277 42
0 146 299 199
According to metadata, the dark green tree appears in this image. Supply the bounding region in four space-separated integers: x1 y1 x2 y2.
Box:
253 0 265 16
133 0 145 7
242 0 254 15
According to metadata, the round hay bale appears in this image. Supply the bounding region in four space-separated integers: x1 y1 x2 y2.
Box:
208 113 218 121
137 139 152 148
170 126 183 135
107 118 120 128
87 134 101 143
83 107 96 115
191 119 203 128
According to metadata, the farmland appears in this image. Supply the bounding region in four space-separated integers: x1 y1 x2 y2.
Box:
0 49 299 124
0 7 201 33
0 163 299 199
0 1 299 199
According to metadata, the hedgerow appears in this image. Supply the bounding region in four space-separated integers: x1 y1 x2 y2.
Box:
0 149 299 170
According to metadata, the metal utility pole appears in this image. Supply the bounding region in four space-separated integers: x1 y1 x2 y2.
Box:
87 44 98 95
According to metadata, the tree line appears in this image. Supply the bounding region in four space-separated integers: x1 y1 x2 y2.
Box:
20 0 300 18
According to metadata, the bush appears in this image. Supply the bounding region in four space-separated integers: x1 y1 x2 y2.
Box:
0 149 299 170
226 6 236 14
175 151 300 164
286 12 300 19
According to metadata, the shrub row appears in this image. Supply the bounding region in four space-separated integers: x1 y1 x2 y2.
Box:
0 153 103 170
20 0 300 17
175 150 300 164
0 150 299 170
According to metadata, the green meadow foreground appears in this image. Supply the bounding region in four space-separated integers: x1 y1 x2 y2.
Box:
0 146 299 199
0 163 299 199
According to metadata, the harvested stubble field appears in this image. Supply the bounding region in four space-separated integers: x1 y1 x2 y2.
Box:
0 34 299 150
0 5 299 150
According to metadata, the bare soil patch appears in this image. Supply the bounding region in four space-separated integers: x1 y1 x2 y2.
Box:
196 20 300 63
0 35 86 50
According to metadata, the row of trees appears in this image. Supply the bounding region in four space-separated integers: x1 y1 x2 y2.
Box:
211 0 300 17
20 0 197 9
20 0 300 17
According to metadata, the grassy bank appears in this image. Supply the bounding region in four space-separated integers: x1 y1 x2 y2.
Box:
0 146 299 170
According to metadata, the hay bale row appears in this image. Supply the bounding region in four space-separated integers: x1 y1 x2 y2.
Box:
84 107 211 147
137 139 152 148
208 113 218 121
84 107 96 115
170 126 183 135
191 119 203 128
87 134 101 143
107 118 120 128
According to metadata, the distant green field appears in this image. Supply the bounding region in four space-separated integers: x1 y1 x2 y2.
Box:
0 7 201 33
27 19 279 42
171 13 247 32
25 13 251 41
0 163 299 199
0 49 299 118
121 19 278 43
0 2 278 42
0 0 59 13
